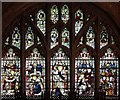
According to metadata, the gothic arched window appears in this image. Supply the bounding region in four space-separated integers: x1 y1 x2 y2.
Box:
1 2 120 100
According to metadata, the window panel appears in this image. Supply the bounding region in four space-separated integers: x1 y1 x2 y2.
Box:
26 48 45 99
62 28 70 48
1 48 21 99
37 10 46 36
50 28 59 49
61 5 69 24
12 27 21 49
100 26 108 49
51 5 59 24
75 9 84 36
25 27 34 49
75 48 95 98
100 48 119 96
50 48 70 99
86 26 95 48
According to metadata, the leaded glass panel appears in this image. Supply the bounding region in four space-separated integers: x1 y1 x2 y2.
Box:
75 9 83 36
25 27 34 49
1 48 21 99
50 28 59 49
37 10 46 36
51 5 59 24
100 26 108 49
12 27 21 49
62 28 70 48
26 48 45 99
100 48 119 96
50 48 70 99
61 5 69 24
75 48 94 97
86 26 95 48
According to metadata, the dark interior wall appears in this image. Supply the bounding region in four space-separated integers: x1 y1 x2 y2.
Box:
2 2 120 36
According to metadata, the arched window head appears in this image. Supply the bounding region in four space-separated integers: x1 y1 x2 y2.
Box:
51 5 59 24
61 5 69 24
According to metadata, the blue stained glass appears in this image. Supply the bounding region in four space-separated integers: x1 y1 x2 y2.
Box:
26 48 45 98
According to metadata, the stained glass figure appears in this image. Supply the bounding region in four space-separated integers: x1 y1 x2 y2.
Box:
75 9 84 36
62 28 70 48
25 27 34 49
61 5 69 24
5 37 9 45
100 48 119 96
75 48 94 97
100 26 108 48
50 48 70 99
37 10 46 36
1 48 21 98
51 5 59 24
77 37 83 47
12 27 21 49
86 26 95 48
50 28 59 49
26 48 45 99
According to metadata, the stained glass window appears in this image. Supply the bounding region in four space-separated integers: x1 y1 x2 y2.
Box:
61 5 69 24
50 48 70 99
100 48 119 96
100 26 108 49
26 48 45 99
75 9 84 36
37 10 46 36
86 26 95 48
1 48 21 99
50 28 59 49
62 28 70 48
51 5 59 24
12 27 21 49
25 27 34 49
75 48 94 98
